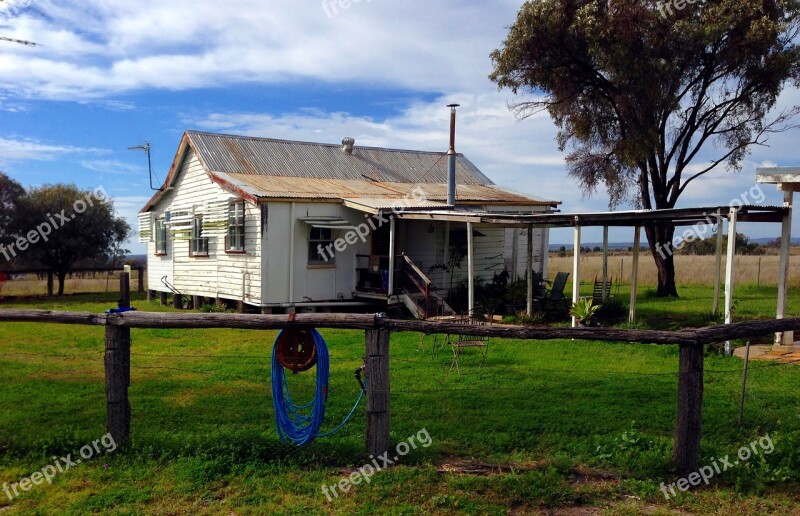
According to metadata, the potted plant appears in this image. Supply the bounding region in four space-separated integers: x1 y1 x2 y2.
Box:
570 298 600 327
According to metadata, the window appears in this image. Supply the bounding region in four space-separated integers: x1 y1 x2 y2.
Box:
155 218 167 255
226 201 245 252
190 216 209 257
308 227 335 265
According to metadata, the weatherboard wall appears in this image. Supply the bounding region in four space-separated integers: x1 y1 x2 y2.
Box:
145 149 263 304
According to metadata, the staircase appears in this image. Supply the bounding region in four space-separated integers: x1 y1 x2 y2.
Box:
397 254 456 319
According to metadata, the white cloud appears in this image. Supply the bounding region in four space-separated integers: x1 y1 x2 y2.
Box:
0 137 105 162
81 160 142 175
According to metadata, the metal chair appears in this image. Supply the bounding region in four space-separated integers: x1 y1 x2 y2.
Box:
536 271 570 320
449 306 491 373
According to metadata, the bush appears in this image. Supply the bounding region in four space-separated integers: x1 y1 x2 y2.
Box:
596 297 629 326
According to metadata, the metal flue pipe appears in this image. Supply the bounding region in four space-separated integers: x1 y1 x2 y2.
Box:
447 103 460 206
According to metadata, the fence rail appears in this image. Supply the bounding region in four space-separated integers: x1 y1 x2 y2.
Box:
2 273 800 476
1 309 798 345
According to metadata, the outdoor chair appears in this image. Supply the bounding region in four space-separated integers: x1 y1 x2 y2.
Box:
448 306 491 373
592 276 613 304
536 271 570 320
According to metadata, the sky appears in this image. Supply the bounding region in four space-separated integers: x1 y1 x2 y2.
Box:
0 0 798 255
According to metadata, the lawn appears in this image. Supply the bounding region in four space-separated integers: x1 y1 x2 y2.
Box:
0 287 799 514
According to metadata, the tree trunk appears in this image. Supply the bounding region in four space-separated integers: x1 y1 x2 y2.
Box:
56 270 67 296
645 224 679 297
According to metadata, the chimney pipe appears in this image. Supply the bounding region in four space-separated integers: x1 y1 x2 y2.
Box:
447 103 460 206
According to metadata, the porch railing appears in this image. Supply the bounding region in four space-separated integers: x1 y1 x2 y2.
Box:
400 253 432 319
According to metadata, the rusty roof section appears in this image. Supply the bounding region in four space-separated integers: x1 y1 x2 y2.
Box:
214 173 556 207
140 131 561 213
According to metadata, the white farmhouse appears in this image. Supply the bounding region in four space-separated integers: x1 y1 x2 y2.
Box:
139 131 559 316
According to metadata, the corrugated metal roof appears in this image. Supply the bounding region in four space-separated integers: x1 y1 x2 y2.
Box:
214 173 556 206
188 131 493 185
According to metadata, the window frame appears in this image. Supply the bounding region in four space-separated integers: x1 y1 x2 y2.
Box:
189 215 209 257
154 217 167 256
308 227 335 266
226 201 246 254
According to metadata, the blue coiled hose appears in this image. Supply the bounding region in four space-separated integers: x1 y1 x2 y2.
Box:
271 328 365 446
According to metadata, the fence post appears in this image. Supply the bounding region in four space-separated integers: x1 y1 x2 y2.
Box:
46 271 53 297
105 273 131 446
366 317 390 458
137 267 145 293
673 342 704 474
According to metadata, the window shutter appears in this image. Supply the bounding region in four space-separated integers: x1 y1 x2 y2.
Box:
138 212 152 243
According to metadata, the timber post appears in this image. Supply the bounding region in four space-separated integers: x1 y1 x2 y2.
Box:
137 267 145 293
365 315 391 458
104 273 131 446
673 342 704 474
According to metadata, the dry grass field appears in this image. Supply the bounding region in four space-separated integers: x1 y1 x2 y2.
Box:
0 270 147 298
0 249 798 298
549 247 800 289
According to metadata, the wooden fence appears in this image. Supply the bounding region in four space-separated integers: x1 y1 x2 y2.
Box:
1 273 800 474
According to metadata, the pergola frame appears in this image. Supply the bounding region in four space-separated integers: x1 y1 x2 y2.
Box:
395 205 788 339
757 168 799 346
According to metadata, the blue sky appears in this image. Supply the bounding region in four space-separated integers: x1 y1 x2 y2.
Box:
1 0 798 254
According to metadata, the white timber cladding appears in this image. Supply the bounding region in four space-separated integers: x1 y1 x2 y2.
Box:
504 227 545 279
145 186 176 291
147 149 262 304
262 201 370 305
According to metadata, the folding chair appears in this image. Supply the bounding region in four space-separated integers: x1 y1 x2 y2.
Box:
449 306 490 373
592 275 613 304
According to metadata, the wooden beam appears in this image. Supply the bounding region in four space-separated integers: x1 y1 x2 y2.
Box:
724 209 738 355
3 309 800 345
572 223 582 327
527 225 533 316
602 226 609 302
713 212 723 315
467 221 475 312
388 217 396 297
105 274 131 446
776 191 794 345
629 226 641 323
365 325 391 458
673 342 704 474
288 203 296 303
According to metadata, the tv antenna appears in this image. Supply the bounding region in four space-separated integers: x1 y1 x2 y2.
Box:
0 36 38 46
128 142 160 191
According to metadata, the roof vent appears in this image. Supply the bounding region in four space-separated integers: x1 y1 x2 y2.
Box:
342 137 355 154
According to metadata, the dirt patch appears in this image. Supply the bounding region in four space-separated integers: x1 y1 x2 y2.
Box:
435 455 545 476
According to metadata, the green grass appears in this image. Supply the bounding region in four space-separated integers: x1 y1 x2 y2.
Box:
0 288 799 514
